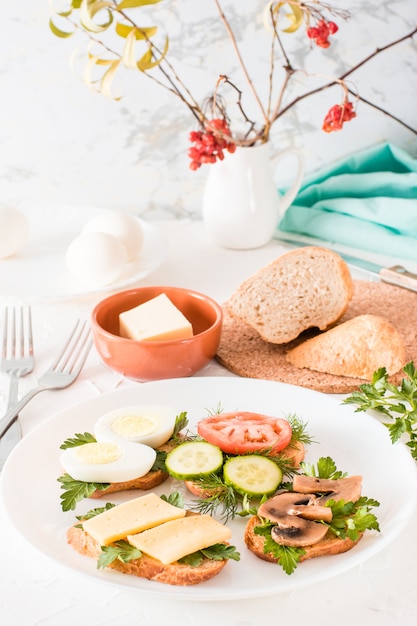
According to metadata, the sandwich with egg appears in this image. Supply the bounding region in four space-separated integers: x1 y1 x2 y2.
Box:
67 492 240 585
244 457 380 574
58 404 188 511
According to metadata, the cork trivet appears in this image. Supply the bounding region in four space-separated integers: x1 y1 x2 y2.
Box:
216 280 417 394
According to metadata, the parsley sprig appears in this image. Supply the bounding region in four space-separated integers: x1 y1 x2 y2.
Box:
254 523 305 575
98 540 142 569
343 361 417 460
300 456 347 480
58 474 111 512
179 543 240 567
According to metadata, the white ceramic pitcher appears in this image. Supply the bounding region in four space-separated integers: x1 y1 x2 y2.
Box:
202 142 304 249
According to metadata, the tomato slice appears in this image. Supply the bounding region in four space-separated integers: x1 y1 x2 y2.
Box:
197 412 292 455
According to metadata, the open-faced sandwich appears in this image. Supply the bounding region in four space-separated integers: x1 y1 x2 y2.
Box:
67 492 240 586
57 404 188 511
244 456 380 574
164 410 313 521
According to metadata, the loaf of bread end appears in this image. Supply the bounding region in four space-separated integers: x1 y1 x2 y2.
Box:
226 246 354 344
286 313 405 380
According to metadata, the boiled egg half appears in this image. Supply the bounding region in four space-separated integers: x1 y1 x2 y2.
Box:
60 440 156 483
94 404 177 449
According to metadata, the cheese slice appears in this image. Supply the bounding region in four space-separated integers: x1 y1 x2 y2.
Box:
82 493 186 546
127 514 231 564
119 293 193 341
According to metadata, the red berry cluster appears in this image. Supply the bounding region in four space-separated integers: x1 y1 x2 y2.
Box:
322 100 356 133
306 19 338 48
188 118 236 170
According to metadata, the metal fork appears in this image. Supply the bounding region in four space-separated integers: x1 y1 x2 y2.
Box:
0 306 35 468
0 319 92 439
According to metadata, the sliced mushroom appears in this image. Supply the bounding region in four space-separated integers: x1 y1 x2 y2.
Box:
292 474 362 504
258 492 331 547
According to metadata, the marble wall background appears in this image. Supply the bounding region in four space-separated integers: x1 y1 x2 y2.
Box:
1 1 416 220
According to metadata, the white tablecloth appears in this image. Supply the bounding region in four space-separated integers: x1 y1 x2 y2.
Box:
1 220 417 626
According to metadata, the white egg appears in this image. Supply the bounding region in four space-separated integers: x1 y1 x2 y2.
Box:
60 440 156 483
82 210 144 261
66 231 128 286
94 404 178 449
0 207 29 259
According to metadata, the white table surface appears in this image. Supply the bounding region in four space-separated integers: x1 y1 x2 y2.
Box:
1 219 417 626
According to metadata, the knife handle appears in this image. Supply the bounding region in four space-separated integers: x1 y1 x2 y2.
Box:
380 265 417 293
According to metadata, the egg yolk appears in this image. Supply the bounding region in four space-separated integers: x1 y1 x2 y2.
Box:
111 415 157 438
75 442 122 465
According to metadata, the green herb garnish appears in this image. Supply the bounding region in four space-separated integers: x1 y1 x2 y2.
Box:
160 490 185 508
60 432 96 449
75 501 116 522
343 361 417 460
58 473 110 512
171 411 189 442
254 522 306 575
326 496 380 541
300 455 347 480
178 543 240 567
98 540 142 569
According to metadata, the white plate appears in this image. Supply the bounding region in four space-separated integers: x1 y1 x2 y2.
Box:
1 377 416 600
0 205 165 302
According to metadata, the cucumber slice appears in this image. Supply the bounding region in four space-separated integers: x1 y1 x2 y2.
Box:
223 455 282 497
165 441 223 480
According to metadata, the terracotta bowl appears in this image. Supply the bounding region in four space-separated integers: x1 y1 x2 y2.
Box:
91 285 223 381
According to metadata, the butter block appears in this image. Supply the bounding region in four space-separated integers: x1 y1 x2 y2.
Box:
119 293 193 341
82 493 186 546
127 514 231 564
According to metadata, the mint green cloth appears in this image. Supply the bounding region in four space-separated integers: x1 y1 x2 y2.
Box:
278 143 417 261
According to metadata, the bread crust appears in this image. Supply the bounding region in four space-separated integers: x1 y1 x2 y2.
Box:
286 313 405 380
89 468 169 499
67 523 228 586
244 515 362 564
226 247 353 344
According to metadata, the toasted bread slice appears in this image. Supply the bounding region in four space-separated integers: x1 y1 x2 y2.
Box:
244 515 362 564
89 468 169 499
286 314 405 380
226 246 353 344
67 521 228 586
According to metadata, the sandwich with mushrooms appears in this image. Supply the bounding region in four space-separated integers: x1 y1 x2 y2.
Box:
244 457 380 574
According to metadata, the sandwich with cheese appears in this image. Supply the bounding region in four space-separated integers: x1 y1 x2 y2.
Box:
244 457 380 574
67 492 240 585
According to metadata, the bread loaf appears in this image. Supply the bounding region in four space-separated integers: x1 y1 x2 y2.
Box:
226 246 353 344
285 313 405 380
